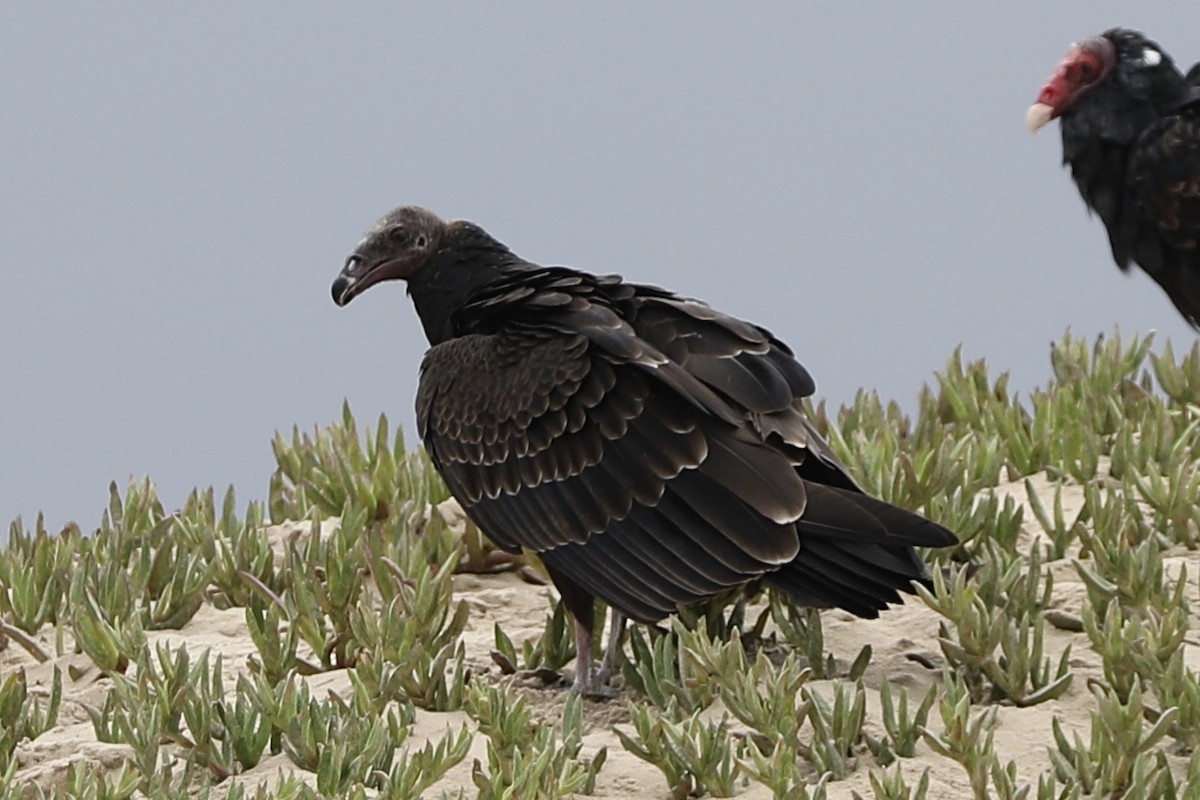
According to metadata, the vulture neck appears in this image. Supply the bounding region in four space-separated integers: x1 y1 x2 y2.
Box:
1061 70 1191 244
1064 66 1190 149
408 226 526 346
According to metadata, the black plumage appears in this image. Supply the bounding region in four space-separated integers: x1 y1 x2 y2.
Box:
332 206 957 691
1028 28 1200 326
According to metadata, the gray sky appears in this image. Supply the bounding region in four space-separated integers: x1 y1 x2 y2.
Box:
3 5 1198 531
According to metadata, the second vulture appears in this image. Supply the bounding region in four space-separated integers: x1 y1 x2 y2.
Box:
332 206 957 693
1028 28 1200 326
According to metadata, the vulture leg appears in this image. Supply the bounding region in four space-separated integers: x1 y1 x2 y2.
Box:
572 618 597 694
598 609 627 685
544 562 614 695
570 619 618 697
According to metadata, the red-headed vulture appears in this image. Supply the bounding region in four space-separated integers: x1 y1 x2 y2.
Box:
1029 28 1200 326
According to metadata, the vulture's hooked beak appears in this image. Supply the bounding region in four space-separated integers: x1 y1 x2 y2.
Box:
331 256 361 306
333 252 414 306
1026 66 1070 134
333 247 423 305
1025 102 1055 134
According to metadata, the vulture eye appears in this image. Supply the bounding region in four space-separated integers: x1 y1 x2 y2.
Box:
387 226 409 244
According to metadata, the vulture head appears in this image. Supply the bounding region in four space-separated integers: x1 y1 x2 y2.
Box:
1026 28 1183 135
331 205 447 306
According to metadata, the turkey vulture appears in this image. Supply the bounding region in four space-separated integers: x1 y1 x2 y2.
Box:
331 206 956 693
1027 28 1200 326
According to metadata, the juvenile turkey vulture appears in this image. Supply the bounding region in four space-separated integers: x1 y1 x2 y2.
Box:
1027 28 1200 326
331 206 956 693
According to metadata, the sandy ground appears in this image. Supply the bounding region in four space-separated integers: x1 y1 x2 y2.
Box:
5 475 1199 798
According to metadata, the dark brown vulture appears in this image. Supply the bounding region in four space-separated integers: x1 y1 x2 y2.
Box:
331 206 956 693
1027 28 1200 326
